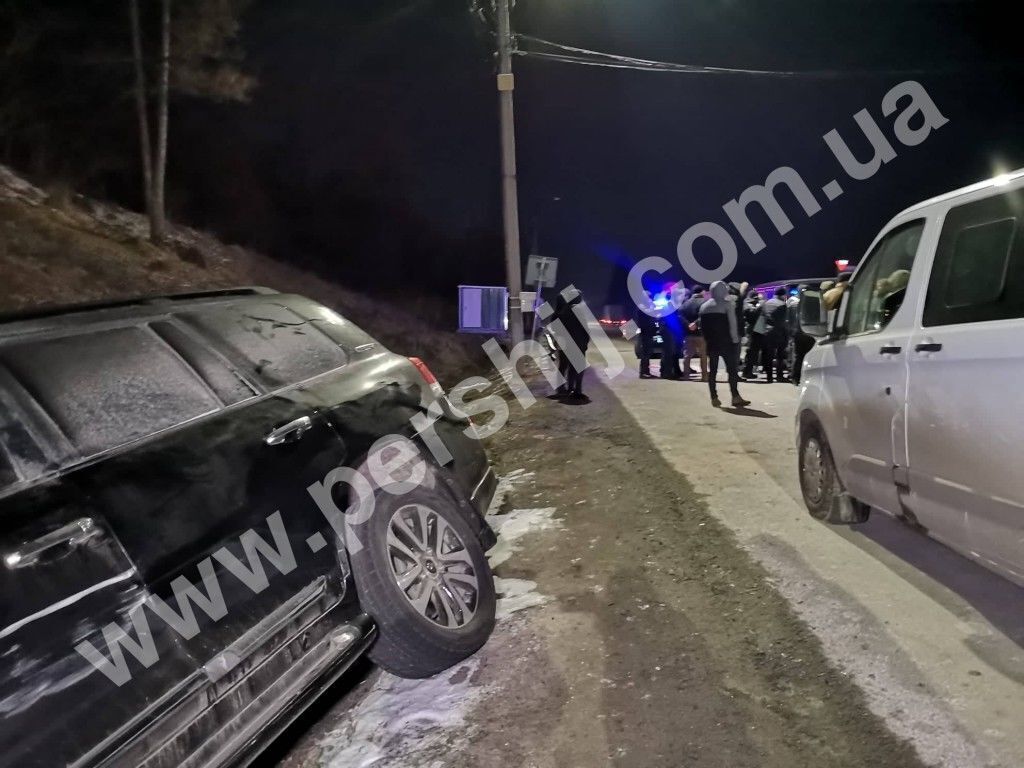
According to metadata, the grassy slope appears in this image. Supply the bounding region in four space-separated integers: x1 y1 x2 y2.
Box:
0 166 489 384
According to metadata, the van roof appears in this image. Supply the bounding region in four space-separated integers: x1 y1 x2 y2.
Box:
897 168 1024 218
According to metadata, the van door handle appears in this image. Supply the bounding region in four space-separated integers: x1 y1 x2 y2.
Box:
914 342 943 353
879 345 902 355
4 518 99 569
265 416 314 446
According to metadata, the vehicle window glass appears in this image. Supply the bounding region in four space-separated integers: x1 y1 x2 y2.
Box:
0 443 15 489
151 321 257 405
0 327 221 457
924 190 1024 326
944 219 1013 308
182 303 348 388
0 391 49 489
846 220 924 335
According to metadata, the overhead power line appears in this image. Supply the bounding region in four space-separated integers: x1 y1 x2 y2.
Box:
514 33 1023 78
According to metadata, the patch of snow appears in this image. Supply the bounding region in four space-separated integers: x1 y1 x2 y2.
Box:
494 577 549 619
317 660 483 768
485 468 535 516
0 165 46 204
485 507 561 568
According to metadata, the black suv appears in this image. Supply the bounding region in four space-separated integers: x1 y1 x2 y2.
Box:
0 288 498 768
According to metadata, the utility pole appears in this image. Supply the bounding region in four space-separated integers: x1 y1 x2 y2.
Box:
496 0 524 347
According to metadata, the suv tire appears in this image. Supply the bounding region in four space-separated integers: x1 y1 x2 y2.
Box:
348 485 496 678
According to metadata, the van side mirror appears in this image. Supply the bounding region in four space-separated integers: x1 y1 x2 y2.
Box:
797 288 828 338
826 287 851 341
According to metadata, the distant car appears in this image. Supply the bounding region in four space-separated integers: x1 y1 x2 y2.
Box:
0 288 498 767
797 170 1024 587
599 304 629 333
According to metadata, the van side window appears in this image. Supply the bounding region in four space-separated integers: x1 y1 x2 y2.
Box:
0 326 221 457
924 192 1024 326
845 220 924 335
181 303 348 388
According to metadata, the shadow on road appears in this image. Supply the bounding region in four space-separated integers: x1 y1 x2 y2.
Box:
721 407 778 419
852 514 1024 652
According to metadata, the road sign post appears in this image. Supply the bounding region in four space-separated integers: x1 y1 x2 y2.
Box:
525 255 559 340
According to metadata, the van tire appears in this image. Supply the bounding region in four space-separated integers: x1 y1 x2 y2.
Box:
347 485 496 679
799 423 868 524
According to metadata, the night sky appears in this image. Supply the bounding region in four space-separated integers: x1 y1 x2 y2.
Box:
176 0 1024 308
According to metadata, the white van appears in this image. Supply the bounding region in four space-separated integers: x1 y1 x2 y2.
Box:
796 170 1024 587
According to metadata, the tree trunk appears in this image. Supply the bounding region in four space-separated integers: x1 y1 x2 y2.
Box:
129 0 154 231
150 0 171 243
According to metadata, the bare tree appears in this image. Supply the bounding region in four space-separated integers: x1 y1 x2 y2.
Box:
129 0 155 234
129 0 253 244
152 0 171 242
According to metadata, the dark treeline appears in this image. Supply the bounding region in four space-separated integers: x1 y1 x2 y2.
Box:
0 0 505 297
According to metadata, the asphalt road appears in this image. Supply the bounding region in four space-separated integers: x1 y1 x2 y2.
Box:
263 338 1023 768
599 338 1024 768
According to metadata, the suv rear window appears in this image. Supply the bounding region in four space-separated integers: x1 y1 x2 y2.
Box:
0 326 221 457
182 303 348 388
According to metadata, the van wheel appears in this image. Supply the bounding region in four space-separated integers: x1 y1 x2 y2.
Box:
348 486 496 679
799 424 868 524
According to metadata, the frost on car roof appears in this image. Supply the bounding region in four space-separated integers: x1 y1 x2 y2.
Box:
0 326 221 457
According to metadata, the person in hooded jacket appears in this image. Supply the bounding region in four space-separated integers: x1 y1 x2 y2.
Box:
550 288 591 400
699 281 751 408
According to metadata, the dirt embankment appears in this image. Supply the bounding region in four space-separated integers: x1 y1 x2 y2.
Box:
0 165 488 382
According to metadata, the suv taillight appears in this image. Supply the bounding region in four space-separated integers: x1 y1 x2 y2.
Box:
409 357 444 396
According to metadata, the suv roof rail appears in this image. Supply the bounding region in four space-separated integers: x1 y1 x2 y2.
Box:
0 286 279 326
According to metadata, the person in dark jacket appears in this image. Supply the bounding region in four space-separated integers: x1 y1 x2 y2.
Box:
788 286 819 385
680 288 707 380
634 292 658 379
742 290 765 379
729 282 746 340
699 281 751 408
658 295 684 380
551 288 591 400
760 286 790 383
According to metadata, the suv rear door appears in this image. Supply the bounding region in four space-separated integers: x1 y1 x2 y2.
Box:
0 310 355 765
0 335 205 768
906 189 1024 582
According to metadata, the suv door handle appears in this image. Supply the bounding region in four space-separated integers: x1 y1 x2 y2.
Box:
265 416 314 446
879 345 902 355
4 518 99 569
914 342 943 353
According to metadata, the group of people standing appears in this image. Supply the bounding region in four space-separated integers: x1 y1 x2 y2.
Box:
635 280 807 408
